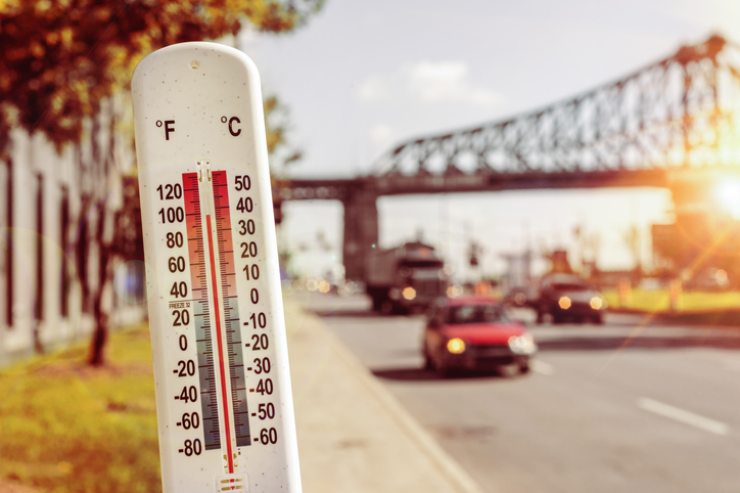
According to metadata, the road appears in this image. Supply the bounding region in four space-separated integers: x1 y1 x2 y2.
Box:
296 291 740 493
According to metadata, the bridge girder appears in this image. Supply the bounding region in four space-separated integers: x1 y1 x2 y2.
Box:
374 34 740 179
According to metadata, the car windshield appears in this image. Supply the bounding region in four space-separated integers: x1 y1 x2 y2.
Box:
446 304 510 324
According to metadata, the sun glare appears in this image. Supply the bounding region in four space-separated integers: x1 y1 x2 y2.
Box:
714 181 740 218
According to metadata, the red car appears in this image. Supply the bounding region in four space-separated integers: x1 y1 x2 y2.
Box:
422 296 537 376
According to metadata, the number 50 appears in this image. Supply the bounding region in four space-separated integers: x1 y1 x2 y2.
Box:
235 175 251 191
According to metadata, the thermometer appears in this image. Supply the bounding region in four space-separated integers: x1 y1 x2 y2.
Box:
132 43 301 493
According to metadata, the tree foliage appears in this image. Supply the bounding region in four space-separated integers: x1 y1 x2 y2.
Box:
264 95 302 172
0 0 323 154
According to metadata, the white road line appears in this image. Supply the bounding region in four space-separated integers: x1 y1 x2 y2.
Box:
637 397 729 436
531 360 554 376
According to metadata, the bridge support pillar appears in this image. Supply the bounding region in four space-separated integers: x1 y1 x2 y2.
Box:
342 190 378 282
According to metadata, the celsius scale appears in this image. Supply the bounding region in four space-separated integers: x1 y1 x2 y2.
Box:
132 43 301 492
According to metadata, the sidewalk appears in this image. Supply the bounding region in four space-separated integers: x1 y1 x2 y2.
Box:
286 301 482 493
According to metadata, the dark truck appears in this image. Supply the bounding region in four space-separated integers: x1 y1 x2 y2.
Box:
365 242 448 314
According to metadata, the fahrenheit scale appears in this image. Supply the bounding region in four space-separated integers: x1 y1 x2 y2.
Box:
132 43 301 492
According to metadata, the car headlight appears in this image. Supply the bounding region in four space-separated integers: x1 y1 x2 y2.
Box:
589 296 603 310
508 334 537 354
558 296 572 310
446 337 466 354
402 286 417 301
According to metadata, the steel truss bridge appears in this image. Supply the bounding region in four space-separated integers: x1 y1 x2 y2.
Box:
276 34 740 280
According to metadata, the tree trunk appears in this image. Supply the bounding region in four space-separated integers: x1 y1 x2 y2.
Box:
87 202 113 367
88 289 108 366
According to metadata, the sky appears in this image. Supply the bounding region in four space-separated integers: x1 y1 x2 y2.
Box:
239 0 740 279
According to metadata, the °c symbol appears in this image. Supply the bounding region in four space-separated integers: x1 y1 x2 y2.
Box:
222 115 242 137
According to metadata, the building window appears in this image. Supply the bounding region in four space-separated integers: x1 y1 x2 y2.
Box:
0 162 5 328
35 173 44 322
60 186 70 318
5 160 13 329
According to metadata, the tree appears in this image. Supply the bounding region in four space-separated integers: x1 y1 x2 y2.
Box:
0 0 323 365
264 95 303 171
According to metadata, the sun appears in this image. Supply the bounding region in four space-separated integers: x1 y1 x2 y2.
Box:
713 180 740 219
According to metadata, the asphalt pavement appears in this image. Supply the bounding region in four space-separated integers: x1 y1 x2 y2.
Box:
297 291 740 493
285 298 482 493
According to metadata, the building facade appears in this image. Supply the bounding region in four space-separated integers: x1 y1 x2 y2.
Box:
0 127 145 365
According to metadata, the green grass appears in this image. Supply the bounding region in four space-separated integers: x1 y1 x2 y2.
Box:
0 325 161 493
603 289 740 313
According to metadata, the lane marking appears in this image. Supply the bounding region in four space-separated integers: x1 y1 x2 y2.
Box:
637 397 729 436
531 360 554 376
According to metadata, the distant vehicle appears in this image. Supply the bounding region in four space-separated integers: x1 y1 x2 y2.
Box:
534 274 605 324
365 241 447 314
422 296 536 376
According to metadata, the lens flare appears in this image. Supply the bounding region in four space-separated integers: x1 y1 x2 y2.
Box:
714 181 740 218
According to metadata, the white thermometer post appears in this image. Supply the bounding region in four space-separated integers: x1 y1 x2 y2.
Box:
132 43 301 493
